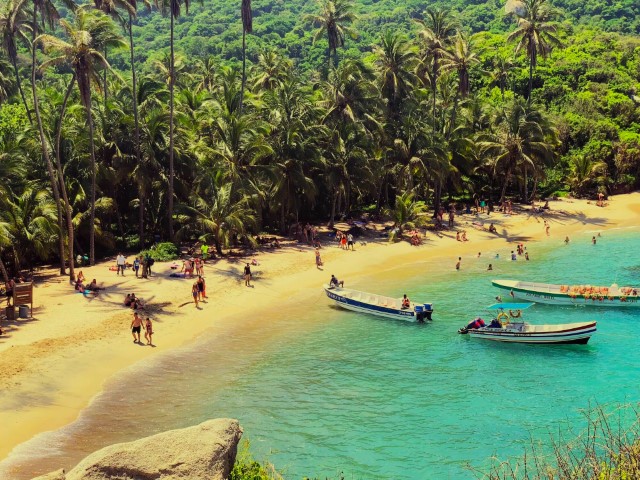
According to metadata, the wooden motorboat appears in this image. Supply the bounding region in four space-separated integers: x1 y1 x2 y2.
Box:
324 286 433 322
492 279 640 307
458 303 596 344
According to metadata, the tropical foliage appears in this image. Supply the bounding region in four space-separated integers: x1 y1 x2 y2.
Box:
0 0 639 279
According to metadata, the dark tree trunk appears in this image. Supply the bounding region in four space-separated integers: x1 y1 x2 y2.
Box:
11 54 32 124
329 189 337 228
31 7 65 275
56 75 76 281
168 13 175 241
130 14 144 248
240 28 246 113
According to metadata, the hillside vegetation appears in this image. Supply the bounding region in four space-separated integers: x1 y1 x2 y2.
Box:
0 0 639 279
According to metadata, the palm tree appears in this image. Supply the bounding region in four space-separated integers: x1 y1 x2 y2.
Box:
384 190 428 242
239 0 252 113
0 187 59 270
305 0 357 73
0 0 32 122
507 0 561 99
478 98 556 203
415 7 458 131
155 0 192 241
373 31 417 119
490 55 514 101
38 6 125 265
177 184 257 255
252 49 290 92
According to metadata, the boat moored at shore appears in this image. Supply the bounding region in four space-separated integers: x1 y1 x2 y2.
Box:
492 279 640 307
459 303 596 344
324 286 433 322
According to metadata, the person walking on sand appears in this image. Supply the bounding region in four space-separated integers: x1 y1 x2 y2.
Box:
347 233 354 251
544 220 550 236
144 317 153 345
456 257 461 270
197 275 206 301
133 256 140 278
116 253 126 276
192 282 200 308
244 263 252 287
131 312 143 343
315 248 323 268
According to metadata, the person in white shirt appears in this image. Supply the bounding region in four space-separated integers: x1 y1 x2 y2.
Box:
116 253 126 276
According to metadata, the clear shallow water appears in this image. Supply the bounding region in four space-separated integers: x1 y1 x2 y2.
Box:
3 229 640 479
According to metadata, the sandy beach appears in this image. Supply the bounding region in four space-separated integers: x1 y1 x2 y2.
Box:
1 193 639 464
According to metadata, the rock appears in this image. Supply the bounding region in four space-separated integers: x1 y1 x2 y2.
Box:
31 469 65 480
33 419 242 480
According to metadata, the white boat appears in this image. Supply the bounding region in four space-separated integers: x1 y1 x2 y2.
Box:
458 303 596 344
493 279 640 307
324 286 433 322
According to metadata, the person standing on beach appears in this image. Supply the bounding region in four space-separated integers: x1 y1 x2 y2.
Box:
201 243 209 260
244 263 252 287
455 257 461 270
133 256 140 278
197 276 206 302
347 233 354 251
116 253 126 276
315 248 323 268
192 282 199 308
544 220 550 236
144 317 153 345
131 312 143 343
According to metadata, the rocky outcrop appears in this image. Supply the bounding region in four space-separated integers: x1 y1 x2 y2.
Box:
32 470 66 480
32 418 242 480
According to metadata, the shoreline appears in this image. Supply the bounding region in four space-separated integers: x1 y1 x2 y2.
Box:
1 193 640 470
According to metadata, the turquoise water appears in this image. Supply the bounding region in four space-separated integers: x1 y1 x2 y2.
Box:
3 228 640 479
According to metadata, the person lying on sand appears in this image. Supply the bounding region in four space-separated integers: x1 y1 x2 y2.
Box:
87 279 103 292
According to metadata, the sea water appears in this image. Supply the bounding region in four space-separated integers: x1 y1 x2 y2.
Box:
2 228 640 479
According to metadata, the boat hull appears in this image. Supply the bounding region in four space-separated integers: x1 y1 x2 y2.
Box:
493 280 640 307
324 287 430 322
467 322 596 344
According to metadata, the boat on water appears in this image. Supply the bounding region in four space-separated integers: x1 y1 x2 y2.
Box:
493 279 640 307
458 303 596 344
324 286 433 322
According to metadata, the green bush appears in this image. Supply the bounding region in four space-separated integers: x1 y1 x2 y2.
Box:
138 242 179 262
230 441 282 480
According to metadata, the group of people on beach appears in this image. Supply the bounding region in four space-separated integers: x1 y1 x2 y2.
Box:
130 312 153 345
114 253 154 278
335 231 354 250
73 271 102 294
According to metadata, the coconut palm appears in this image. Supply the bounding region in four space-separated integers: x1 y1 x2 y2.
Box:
373 31 418 119
384 190 428 242
478 98 556 203
154 0 193 241
507 0 561 99
239 0 252 113
490 55 514 101
305 0 357 73
177 183 257 255
0 0 32 122
252 49 291 92
37 6 125 265
415 7 458 131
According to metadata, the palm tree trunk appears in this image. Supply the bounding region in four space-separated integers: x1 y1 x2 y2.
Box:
103 46 108 105
240 28 246 114
0 256 8 283
528 58 533 101
499 168 511 205
84 94 98 266
129 14 144 248
168 13 175 241
432 56 439 132
10 55 32 124
56 75 76 281
523 165 529 203
329 188 337 228
31 7 65 275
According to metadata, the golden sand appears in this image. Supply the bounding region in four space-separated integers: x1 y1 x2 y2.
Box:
1 193 639 461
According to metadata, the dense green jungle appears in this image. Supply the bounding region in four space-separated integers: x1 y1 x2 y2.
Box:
0 0 639 277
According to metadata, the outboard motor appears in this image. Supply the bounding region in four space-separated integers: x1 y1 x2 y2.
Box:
414 305 425 322
423 303 433 321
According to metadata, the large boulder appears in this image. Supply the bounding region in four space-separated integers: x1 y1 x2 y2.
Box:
34 419 242 480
